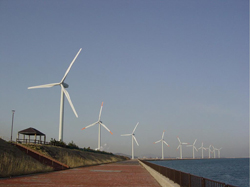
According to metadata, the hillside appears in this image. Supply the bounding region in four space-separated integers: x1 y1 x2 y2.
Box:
0 138 53 178
24 144 129 168
0 138 129 178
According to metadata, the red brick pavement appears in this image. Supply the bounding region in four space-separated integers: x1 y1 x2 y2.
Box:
0 160 161 187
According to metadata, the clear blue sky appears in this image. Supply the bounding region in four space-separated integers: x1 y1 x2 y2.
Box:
0 0 248 158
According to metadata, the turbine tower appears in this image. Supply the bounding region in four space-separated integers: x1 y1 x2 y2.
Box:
28 48 82 141
217 148 222 158
154 130 169 159
121 122 139 159
198 142 207 159
207 145 212 158
212 146 216 158
187 139 198 159
81 102 113 150
177 136 188 159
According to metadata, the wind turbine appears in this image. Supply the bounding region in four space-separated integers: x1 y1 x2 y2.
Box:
198 142 207 159
206 145 212 158
187 139 198 159
121 122 139 159
154 130 169 159
212 146 216 158
177 136 188 159
28 48 82 141
81 102 113 150
217 148 222 158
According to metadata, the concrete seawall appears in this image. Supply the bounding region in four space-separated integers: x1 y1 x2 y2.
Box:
139 160 180 187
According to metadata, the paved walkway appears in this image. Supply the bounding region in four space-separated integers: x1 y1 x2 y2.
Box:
0 160 161 187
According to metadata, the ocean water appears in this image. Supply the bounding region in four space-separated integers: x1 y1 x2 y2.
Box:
150 158 249 187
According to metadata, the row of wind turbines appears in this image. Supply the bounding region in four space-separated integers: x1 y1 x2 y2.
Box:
81 102 139 159
28 48 222 160
27 48 139 159
154 131 222 160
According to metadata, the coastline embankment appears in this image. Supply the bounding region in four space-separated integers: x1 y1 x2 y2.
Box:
0 138 128 178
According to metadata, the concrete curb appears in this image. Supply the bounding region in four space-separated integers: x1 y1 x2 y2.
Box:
138 160 180 187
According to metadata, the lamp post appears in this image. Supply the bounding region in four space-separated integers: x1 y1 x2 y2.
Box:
11 110 15 143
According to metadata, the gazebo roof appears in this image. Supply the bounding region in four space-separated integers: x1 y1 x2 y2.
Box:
18 127 45 136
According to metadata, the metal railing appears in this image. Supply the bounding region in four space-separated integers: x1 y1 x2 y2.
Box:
16 138 49 145
139 160 237 187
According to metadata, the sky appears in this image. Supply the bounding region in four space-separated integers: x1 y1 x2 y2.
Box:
0 0 249 158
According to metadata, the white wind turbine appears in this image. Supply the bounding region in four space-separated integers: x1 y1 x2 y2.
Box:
198 142 207 159
154 130 170 159
206 145 212 158
28 48 82 141
81 102 113 150
177 136 188 159
121 122 139 159
187 139 198 159
217 148 222 158
212 146 216 158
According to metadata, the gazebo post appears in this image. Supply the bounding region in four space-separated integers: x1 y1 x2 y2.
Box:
44 135 46 144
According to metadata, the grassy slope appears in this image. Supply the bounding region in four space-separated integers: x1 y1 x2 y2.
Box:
0 138 53 178
24 144 129 168
0 139 129 178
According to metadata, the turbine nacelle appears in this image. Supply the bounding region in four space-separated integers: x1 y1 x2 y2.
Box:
62 82 69 88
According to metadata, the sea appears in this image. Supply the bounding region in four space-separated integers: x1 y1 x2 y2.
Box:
149 158 249 187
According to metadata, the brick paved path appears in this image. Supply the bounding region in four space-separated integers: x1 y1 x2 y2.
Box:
0 160 161 187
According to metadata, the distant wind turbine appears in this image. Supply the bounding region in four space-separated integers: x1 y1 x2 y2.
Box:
28 48 82 141
154 130 170 159
212 146 216 158
121 122 139 159
198 142 207 159
81 102 113 150
177 136 188 159
187 139 198 159
217 148 222 158
206 145 212 158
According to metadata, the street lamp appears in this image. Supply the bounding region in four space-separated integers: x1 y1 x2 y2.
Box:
11 110 15 143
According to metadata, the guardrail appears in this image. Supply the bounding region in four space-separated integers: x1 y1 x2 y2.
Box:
139 160 237 187
16 138 49 145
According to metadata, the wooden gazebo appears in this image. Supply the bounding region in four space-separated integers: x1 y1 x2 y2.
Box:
17 127 46 144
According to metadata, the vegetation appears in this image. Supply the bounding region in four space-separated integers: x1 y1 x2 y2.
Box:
0 138 129 178
0 138 53 178
24 143 128 168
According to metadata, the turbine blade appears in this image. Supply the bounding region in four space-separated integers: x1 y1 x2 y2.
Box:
177 136 181 143
61 48 82 83
121 134 131 136
195 147 198 152
98 102 103 121
193 139 197 145
28 83 60 89
162 130 165 139
81 121 98 130
61 85 78 117
154 140 161 144
133 135 139 146
100 123 113 135
132 122 139 134
182 142 188 145
177 145 180 150
163 141 169 147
